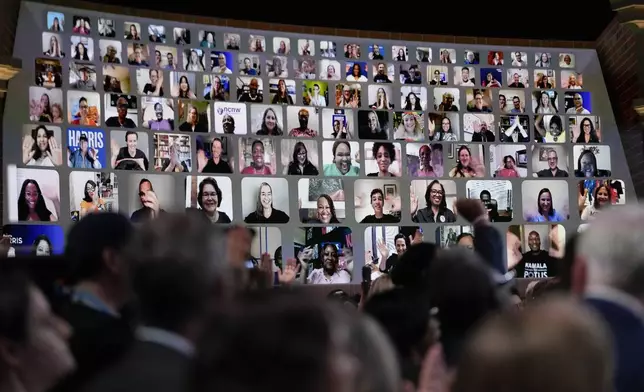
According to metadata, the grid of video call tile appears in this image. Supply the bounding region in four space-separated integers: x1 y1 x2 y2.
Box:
28 11 614 229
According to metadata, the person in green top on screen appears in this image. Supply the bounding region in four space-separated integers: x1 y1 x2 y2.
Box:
323 141 360 176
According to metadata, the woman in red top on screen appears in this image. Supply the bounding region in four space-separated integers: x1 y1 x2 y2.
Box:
482 72 501 88
70 97 97 126
241 140 274 175
243 182 289 224
17 179 57 222
495 155 520 178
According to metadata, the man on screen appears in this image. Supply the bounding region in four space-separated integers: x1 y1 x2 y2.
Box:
508 73 525 88
142 102 173 131
130 178 166 222
111 131 148 170
360 189 399 223
105 96 136 128
288 109 317 137
565 93 590 114
69 133 102 169
373 63 391 83
514 231 557 278
238 78 263 103
536 149 568 177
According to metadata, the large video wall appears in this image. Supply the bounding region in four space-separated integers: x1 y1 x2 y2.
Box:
2 1 633 282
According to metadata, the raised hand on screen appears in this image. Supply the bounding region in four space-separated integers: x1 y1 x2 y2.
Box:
376 239 389 260
22 136 35 164
48 137 63 165
410 186 418 215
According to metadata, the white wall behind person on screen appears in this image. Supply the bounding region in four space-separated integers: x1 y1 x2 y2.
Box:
531 145 569 175
321 109 355 139
363 142 402 176
42 32 65 58
410 179 457 209
400 86 427 111
465 180 513 211
21 124 63 167
521 180 569 221
240 177 290 218
213 102 247 134
297 178 346 219
280 139 319 174
69 171 118 217
29 87 64 122
249 104 284 134
286 106 319 134
572 145 612 173
522 224 566 258
98 39 122 63
70 35 94 61
111 130 150 159
353 179 401 222
66 90 101 124
126 174 176 216
322 141 360 165
7 165 60 222
273 37 291 55
250 227 282 260
184 176 233 219
489 144 527 177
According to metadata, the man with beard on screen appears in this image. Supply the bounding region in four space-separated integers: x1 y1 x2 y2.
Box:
514 230 557 278
130 178 166 222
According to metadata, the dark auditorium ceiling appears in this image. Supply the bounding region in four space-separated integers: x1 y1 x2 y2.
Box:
85 0 615 41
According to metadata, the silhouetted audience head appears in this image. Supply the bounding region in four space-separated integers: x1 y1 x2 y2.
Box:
452 297 613 392
0 269 74 392
389 242 437 290
125 213 230 334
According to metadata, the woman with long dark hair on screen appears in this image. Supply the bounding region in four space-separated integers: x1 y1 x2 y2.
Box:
535 91 556 114
244 182 289 224
255 108 283 136
495 155 520 178
51 17 61 31
403 92 423 110
73 42 89 61
526 188 565 222
30 93 53 123
44 35 63 58
300 194 340 224
22 125 62 166
429 116 458 141
176 75 197 99
271 79 293 104
575 117 600 143
125 24 140 40
197 177 231 223
206 76 226 101
370 88 393 110
579 183 611 221
410 180 456 223
17 179 56 222
575 149 611 178
32 235 53 256
186 49 205 72
449 145 483 178
80 179 104 218
287 142 318 175
367 142 397 177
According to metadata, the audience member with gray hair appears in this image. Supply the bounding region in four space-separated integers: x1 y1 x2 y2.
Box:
453 297 613 392
81 213 230 392
573 205 644 392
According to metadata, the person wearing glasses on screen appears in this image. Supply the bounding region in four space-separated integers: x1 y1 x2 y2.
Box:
468 91 492 113
471 120 496 142
367 142 398 177
429 70 447 86
111 131 149 171
299 194 340 224
197 177 231 224
23 125 62 166
200 137 232 173
536 149 568 177
17 179 57 222
575 117 600 143
535 91 556 114
271 79 293 104
575 149 611 178
526 188 566 222
323 141 359 176
244 182 289 224
495 155 520 178
394 112 423 141
68 133 101 169
359 111 388 140
288 109 317 137
410 180 456 223
428 116 458 142
130 179 165 222
566 93 590 114
70 97 97 126
127 44 149 66
287 141 319 175
256 108 283 136
241 140 274 175
105 96 136 128
79 180 105 218
373 63 392 83
449 145 484 178
360 189 400 224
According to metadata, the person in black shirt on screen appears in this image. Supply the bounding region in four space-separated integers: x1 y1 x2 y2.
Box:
287 141 319 175
112 131 149 171
410 180 456 223
360 188 400 223
197 177 231 224
515 231 557 278
359 110 389 140
376 233 410 273
536 149 569 177
142 69 164 96
200 137 233 173
244 182 289 224
373 63 391 83
105 96 136 128
130 179 167 222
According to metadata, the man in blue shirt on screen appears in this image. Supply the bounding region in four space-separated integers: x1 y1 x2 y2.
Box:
69 134 101 169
